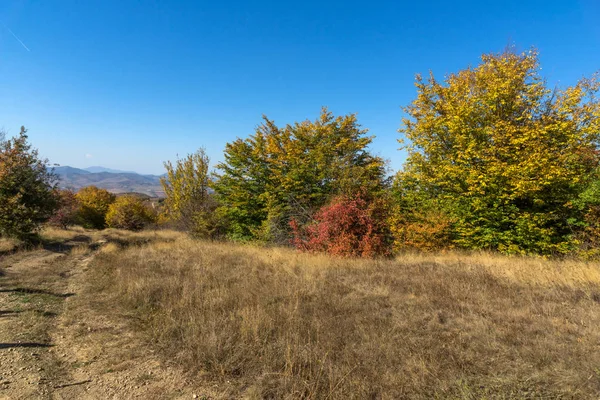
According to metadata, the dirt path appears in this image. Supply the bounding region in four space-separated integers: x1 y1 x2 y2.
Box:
0 236 211 400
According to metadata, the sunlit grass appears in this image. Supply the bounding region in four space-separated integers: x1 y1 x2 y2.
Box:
86 235 600 399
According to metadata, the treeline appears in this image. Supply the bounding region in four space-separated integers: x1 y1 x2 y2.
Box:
0 127 156 238
1 49 599 257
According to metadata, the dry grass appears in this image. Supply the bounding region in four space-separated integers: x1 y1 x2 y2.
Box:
0 236 20 253
40 225 91 242
86 237 600 399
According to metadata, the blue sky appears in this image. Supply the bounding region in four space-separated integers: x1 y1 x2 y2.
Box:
0 0 598 175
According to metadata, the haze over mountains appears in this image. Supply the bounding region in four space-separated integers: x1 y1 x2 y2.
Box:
54 166 165 198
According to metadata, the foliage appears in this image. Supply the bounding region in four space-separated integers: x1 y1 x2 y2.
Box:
106 195 156 231
75 186 116 229
0 127 58 240
396 49 600 254
160 148 221 237
48 189 79 229
215 108 388 242
572 172 600 258
389 207 454 252
290 192 391 257
388 175 454 251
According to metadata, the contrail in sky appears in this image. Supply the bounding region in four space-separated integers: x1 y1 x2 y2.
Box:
1 21 30 51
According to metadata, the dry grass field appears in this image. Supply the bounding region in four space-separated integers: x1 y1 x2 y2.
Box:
81 235 600 399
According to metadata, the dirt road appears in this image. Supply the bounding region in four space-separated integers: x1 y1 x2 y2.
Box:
0 234 210 400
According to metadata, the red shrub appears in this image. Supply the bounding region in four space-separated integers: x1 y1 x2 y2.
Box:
48 189 79 229
290 194 391 257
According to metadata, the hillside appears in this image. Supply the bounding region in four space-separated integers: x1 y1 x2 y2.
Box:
2 228 599 399
53 166 165 197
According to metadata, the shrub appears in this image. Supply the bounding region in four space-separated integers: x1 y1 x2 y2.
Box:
290 193 391 257
48 189 79 229
389 206 455 252
76 186 116 229
0 127 58 240
160 149 223 237
106 195 156 231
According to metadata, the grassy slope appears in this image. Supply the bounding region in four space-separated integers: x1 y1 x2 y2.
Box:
84 235 600 399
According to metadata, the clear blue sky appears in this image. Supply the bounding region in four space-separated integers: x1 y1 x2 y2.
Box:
1 0 598 175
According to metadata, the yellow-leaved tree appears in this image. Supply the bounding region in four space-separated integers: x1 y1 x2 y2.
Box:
75 186 116 229
106 195 156 231
393 48 600 254
160 148 218 237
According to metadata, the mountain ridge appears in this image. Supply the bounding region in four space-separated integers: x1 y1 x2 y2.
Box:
53 166 165 198
83 166 138 174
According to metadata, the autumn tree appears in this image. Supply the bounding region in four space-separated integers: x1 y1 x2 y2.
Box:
160 148 219 237
75 186 116 229
0 127 58 240
48 189 79 229
388 174 455 251
214 108 388 242
106 195 156 231
571 169 600 258
395 49 600 254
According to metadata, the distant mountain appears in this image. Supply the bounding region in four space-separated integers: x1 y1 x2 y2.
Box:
53 166 91 176
83 166 137 174
53 166 165 198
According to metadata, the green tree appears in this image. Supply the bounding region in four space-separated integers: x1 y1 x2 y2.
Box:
106 195 156 231
0 127 58 240
76 186 116 229
215 108 388 242
395 49 600 254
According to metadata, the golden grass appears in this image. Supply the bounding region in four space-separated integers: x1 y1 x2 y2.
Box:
84 236 600 399
398 250 600 289
99 242 120 254
40 226 90 242
0 237 19 253
69 244 90 256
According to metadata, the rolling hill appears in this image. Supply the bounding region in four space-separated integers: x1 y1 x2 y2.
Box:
53 166 165 197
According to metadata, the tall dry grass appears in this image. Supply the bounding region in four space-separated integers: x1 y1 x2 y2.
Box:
87 237 600 399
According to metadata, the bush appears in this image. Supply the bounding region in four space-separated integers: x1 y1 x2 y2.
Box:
389 206 455 252
48 189 79 229
76 186 116 229
106 195 156 231
290 193 391 257
0 127 58 240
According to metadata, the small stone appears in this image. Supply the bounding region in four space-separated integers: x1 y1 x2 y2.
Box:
193 395 198 399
